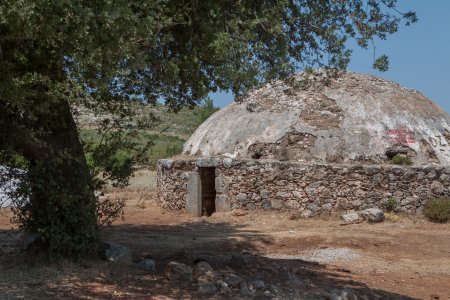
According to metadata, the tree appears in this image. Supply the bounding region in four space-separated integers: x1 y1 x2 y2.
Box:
0 0 416 258
194 98 220 129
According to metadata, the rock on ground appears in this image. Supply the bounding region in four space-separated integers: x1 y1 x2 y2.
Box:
165 261 193 281
197 282 218 294
103 242 132 264
361 208 385 223
137 258 156 272
330 288 358 300
341 211 360 222
192 261 214 279
224 274 243 287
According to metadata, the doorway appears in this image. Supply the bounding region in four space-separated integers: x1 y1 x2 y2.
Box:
199 167 216 216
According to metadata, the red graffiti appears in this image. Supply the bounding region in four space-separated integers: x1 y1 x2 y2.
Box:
387 129 416 144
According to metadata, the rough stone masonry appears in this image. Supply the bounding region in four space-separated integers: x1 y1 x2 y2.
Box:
157 157 450 215
157 71 450 216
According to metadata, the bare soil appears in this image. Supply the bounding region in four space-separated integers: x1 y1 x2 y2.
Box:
1 173 449 299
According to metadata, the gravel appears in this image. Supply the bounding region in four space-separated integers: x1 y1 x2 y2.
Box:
263 247 361 264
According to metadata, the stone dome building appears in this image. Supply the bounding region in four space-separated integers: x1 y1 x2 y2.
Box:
158 71 450 217
184 72 450 165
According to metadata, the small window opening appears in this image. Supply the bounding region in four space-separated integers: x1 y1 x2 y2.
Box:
199 167 216 216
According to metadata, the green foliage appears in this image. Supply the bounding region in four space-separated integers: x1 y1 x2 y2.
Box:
424 198 450 223
384 197 398 212
82 119 153 189
165 144 183 157
193 99 220 127
0 151 28 170
390 154 413 165
80 129 185 169
0 0 417 258
373 55 389 72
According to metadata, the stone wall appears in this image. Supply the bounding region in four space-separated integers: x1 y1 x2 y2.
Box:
157 157 450 215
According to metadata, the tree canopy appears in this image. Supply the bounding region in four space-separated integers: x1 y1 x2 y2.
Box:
0 0 416 257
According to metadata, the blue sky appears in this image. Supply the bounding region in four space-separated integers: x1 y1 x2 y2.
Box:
211 1 450 113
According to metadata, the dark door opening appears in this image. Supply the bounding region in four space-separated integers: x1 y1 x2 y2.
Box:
199 167 216 216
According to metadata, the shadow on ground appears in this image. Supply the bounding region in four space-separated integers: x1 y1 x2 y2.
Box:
0 221 417 299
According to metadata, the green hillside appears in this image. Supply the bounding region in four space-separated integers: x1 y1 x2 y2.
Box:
78 101 220 168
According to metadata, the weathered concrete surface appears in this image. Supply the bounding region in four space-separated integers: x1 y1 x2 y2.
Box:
186 172 201 216
183 71 450 165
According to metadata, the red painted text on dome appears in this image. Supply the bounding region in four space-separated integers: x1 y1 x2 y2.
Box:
387 129 416 144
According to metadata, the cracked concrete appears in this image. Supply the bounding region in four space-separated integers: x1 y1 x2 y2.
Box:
183 71 450 166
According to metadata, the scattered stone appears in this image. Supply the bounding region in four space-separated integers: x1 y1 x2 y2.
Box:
361 208 384 223
165 261 193 281
193 261 214 279
224 274 243 287
192 253 232 266
252 279 266 289
103 242 132 264
198 282 218 294
137 258 156 272
330 288 358 300
264 290 273 298
218 280 230 292
240 281 253 296
341 211 359 223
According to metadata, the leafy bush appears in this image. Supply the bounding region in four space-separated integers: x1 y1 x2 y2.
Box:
424 198 450 223
384 197 398 212
390 154 412 165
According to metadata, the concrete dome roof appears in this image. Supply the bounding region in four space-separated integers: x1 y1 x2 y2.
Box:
183 71 450 165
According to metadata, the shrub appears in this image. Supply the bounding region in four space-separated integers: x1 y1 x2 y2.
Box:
390 154 412 165
384 197 398 212
165 144 183 157
424 198 450 223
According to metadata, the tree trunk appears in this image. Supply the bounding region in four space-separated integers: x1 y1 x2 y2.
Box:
17 101 99 257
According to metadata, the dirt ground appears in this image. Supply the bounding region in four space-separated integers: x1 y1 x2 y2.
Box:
0 171 449 299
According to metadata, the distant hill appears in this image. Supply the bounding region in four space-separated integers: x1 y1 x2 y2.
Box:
75 102 220 168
